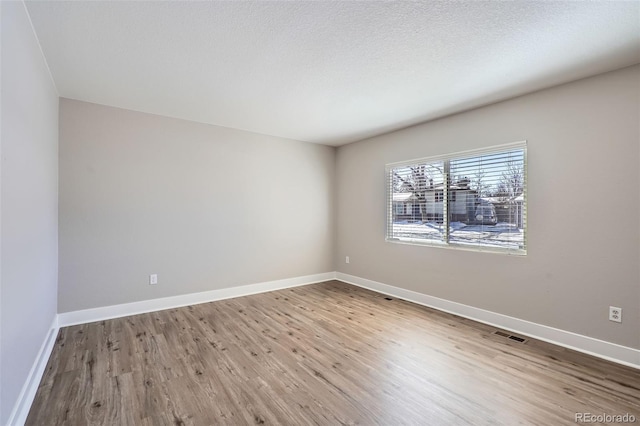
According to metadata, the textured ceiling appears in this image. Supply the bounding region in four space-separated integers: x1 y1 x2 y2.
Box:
25 1 640 146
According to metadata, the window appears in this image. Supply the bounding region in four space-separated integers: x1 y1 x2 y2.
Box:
386 142 526 254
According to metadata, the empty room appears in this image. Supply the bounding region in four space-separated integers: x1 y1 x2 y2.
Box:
1 0 639 425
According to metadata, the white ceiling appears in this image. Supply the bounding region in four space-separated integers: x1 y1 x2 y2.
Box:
25 1 640 146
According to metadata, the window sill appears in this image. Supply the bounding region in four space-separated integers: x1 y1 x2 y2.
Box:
386 237 527 256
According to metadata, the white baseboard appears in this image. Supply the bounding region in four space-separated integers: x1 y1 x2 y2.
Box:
58 272 336 327
7 316 59 426
335 272 640 369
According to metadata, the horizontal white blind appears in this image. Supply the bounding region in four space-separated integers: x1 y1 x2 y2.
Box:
390 161 445 243
386 142 526 254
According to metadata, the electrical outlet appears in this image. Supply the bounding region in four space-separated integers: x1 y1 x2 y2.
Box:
345 256 350 264
149 274 158 285
609 306 622 323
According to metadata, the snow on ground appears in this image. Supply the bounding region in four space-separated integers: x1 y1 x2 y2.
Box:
392 221 524 249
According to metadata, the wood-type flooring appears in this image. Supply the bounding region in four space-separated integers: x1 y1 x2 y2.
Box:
27 280 640 425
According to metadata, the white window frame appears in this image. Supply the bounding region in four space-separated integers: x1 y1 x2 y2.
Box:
386 141 527 255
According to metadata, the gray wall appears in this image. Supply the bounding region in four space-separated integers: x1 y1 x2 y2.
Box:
0 2 59 423
59 99 335 312
335 65 640 350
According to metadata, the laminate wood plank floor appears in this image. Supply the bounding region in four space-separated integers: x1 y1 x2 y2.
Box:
27 280 640 425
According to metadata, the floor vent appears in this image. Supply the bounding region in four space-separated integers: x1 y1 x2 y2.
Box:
493 330 528 343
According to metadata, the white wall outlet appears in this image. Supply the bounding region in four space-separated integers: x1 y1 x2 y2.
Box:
345 256 350 264
609 306 622 323
149 274 158 285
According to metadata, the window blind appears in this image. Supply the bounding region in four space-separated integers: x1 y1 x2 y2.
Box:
386 142 527 254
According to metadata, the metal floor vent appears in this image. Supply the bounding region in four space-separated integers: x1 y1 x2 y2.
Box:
493 330 528 343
